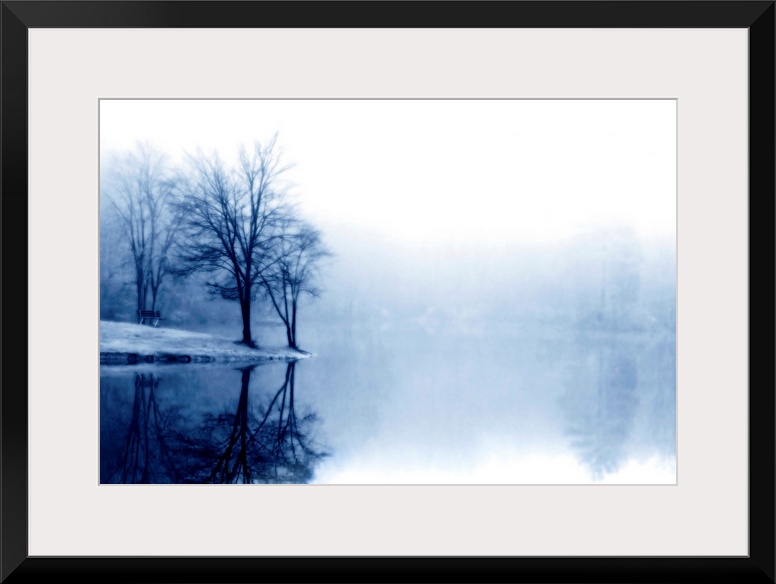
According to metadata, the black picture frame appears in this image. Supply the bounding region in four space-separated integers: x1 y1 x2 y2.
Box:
2 2 773 582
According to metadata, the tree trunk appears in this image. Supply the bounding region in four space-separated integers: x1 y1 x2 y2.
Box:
142 279 150 312
290 300 297 348
136 268 146 311
285 325 294 348
240 293 253 346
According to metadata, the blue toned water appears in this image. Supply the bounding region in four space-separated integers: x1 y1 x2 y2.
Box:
100 324 675 485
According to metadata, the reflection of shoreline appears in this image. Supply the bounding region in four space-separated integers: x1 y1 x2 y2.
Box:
99 360 302 376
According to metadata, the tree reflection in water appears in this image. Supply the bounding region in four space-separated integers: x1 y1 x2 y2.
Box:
181 362 327 484
104 373 181 484
559 226 648 480
560 341 640 480
104 361 328 484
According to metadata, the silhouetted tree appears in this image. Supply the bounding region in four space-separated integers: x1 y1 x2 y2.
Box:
175 137 290 346
104 143 180 312
262 219 330 348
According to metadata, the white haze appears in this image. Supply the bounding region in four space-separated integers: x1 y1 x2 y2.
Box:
100 100 677 483
100 99 676 247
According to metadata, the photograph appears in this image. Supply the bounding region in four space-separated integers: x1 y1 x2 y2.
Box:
5 0 772 580
99 98 677 485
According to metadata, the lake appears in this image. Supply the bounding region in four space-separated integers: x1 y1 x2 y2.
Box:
100 322 676 485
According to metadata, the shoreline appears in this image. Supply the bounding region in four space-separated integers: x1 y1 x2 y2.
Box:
99 320 311 366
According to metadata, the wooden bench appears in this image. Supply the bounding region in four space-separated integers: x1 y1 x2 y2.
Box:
137 309 163 327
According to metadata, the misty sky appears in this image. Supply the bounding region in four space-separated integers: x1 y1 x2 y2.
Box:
100 99 676 247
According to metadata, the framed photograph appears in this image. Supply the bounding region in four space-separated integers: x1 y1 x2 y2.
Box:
3 1 773 582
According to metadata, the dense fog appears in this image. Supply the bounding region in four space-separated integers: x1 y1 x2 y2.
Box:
100 99 676 483
102 214 674 345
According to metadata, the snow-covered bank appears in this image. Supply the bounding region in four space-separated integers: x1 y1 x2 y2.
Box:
100 320 310 365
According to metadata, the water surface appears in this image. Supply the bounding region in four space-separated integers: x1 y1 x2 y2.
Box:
100 324 675 484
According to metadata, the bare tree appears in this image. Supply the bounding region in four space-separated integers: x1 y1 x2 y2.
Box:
175 137 290 346
262 219 330 349
105 143 180 313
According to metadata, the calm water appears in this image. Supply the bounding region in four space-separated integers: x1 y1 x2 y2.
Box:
100 324 676 484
